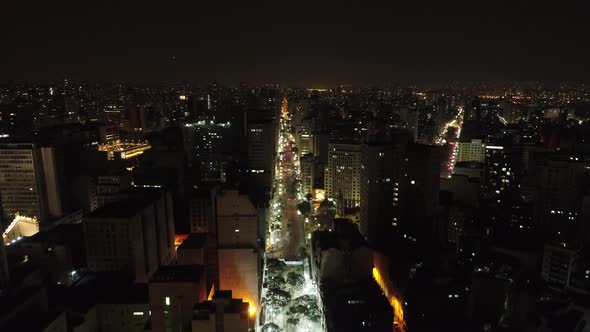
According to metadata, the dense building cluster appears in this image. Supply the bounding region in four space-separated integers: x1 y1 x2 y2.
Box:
1 80 590 332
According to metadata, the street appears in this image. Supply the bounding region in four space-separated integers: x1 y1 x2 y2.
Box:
258 97 323 332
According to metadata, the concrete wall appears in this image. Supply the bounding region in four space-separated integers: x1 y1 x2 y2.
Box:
41 146 63 219
43 312 67 332
97 303 149 332
218 248 259 309
216 190 258 248
149 280 206 332
177 247 205 265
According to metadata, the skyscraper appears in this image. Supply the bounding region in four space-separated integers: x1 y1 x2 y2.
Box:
405 144 443 218
300 154 315 196
0 143 62 224
530 152 590 236
246 109 276 189
189 185 218 234
314 131 330 166
84 190 175 283
215 188 260 310
297 116 314 157
183 121 229 182
325 143 361 209
484 145 513 202
464 96 482 121
398 106 419 143
457 139 486 163
360 139 406 247
247 122 273 176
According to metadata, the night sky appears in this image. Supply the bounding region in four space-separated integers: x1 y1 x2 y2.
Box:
2 1 589 86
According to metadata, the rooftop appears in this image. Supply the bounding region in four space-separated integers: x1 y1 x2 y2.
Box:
0 287 43 316
1 310 64 331
48 273 149 311
85 189 163 219
178 233 207 250
321 279 393 332
313 218 368 252
192 290 249 320
151 264 204 283
23 223 83 246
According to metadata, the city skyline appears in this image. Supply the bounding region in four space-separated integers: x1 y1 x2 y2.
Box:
1 78 590 331
2 2 590 331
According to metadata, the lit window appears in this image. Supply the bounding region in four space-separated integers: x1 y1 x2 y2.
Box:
165 297 170 305
133 312 144 316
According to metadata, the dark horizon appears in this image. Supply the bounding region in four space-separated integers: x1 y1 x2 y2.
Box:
1 78 587 88
2 1 589 86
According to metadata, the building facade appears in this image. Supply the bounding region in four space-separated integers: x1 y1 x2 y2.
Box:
247 120 275 188
216 189 258 248
149 265 208 332
183 121 228 182
300 154 315 196
359 142 404 247
0 143 62 224
530 152 590 235
192 290 251 332
217 248 259 313
84 191 175 283
325 143 361 209
457 139 486 163
484 145 513 202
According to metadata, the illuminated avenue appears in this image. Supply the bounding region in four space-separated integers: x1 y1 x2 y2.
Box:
258 98 323 331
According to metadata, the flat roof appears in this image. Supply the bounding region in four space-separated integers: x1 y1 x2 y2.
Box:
1 310 64 331
151 265 204 283
178 233 208 250
48 273 149 310
85 190 163 219
193 296 248 319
